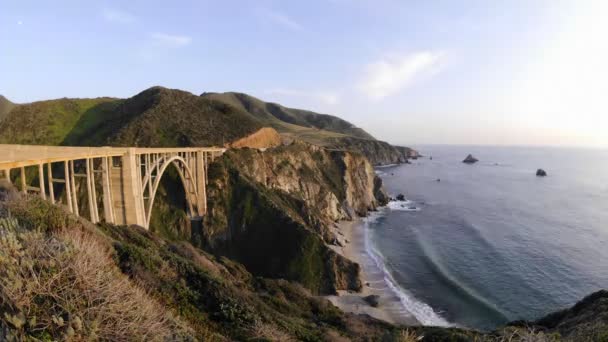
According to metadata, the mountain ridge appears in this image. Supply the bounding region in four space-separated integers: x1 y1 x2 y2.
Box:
0 86 417 164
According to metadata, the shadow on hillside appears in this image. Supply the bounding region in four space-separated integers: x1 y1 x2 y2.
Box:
61 100 124 146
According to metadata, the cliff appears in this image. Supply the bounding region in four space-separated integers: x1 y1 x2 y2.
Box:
328 136 419 165
200 142 388 294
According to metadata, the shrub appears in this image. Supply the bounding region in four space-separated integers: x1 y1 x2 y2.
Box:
0 224 189 340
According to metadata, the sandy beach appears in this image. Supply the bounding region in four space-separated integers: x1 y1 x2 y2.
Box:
326 218 419 325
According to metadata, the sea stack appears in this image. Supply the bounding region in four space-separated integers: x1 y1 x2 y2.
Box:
463 154 479 164
536 169 547 177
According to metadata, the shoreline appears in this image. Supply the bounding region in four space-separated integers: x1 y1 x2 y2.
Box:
326 217 420 326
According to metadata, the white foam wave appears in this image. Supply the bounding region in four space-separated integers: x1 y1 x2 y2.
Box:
387 200 421 212
362 212 451 327
376 163 399 168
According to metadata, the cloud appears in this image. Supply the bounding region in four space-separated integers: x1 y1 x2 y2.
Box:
266 88 340 105
358 51 445 100
102 8 136 23
258 9 303 31
17 21 23 25
150 33 192 47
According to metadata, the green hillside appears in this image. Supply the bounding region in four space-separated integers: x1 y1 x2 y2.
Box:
0 95 16 123
0 87 262 147
201 92 376 140
201 92 416 164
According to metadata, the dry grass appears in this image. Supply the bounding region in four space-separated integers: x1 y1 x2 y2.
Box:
486 327 561 342
396 329 422 342
249 320 295 342
0 224 189 341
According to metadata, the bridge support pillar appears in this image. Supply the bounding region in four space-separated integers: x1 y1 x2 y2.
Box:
120 148 146 227
196 151 207 216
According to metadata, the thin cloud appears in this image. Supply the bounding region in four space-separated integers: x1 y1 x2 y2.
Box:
150 33 192 47
258 9 303 31
358 51 445 100
266 88 340 105
102 8 136 23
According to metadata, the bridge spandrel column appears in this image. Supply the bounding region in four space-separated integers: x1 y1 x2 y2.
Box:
120 149 146 227
196 151 207 216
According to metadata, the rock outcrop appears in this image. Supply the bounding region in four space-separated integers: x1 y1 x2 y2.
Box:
536 169 547 177
228 127 282 149
329 136 418 165
202 142 388 294
463 154 479 164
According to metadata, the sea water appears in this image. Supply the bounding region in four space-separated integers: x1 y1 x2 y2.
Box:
367 145 608 330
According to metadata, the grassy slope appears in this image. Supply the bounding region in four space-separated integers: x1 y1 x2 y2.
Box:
0 87 262 147
0 97 120 145
0 95 16 123
201 92 376 142
2 186 431 341
201 92 416 164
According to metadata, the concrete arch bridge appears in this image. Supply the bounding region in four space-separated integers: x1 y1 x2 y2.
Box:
0 144 225 229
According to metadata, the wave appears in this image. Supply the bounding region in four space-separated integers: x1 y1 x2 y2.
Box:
387 200 421 212
410 226 510 323
376 163 399 169
362 212 451 326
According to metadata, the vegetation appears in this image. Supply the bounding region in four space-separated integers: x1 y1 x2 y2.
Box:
0 97 120 145
0 95 16 122
201 91 416 164
0 87 262 147
0 184 191 341
0 183 413 341
203 157 361 294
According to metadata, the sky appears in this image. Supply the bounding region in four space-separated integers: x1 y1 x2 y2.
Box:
2 0 607 148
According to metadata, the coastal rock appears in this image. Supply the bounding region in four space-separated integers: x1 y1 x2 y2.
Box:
463 154 479 164
396 194 406 201
536 169 547 177
363 295 381 307
202 142 384 294
328 136 418 165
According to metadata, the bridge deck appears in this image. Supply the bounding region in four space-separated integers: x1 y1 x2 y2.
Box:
0 144 224 169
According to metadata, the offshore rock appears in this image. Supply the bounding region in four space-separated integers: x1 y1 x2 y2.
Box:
463 154 479 164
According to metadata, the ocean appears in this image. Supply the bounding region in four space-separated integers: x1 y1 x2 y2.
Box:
366 145 608 330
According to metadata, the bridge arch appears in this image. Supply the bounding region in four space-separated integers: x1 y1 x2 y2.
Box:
142 155 200 229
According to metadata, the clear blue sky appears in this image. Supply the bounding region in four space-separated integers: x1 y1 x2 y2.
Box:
2 0 606 147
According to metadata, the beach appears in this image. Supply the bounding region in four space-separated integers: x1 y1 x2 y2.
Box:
326 218 420 325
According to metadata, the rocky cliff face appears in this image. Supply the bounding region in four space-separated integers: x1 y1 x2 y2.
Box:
328 136 419 165
200 142 388 294
222 142 386 222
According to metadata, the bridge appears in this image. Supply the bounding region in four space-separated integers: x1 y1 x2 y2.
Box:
0 144 225 229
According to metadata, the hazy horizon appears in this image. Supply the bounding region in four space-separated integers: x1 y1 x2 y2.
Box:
2 0 607 148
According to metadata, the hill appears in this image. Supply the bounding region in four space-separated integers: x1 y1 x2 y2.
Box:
201 92 416 164
0 95 16 123
0 87 417 164
201 92 375 140
0 87 263 147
